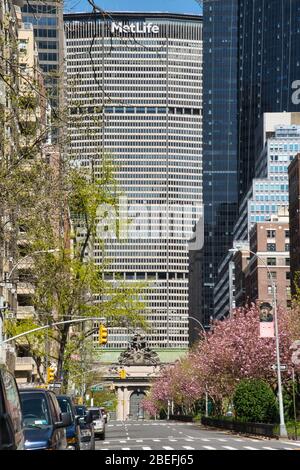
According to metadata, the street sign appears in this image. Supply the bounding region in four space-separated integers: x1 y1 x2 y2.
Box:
271 364 287 371
91 385 103 391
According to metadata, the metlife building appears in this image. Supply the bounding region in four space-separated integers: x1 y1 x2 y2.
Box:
64 12 202 352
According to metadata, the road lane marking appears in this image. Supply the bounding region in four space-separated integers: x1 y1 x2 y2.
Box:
217 439 228 442
243 446 259 450
142 447 152 450
202 446 216 450
122 448 131 450
222 446 237 450
200 438 211 442
136 440 143 443
262 447 276 450
182 446 195 450
153 439 161 442
163 446 174 450
279 441 300 446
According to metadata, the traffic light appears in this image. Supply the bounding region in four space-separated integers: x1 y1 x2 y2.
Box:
99 324 108 345
119 369 126 379
47 367 55 383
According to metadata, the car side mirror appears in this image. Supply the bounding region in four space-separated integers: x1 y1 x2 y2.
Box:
84 410 93 424
75 415 81 425
56 412 72 428
0 414 15 450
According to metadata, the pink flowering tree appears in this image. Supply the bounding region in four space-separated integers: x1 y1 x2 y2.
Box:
142 305 300 417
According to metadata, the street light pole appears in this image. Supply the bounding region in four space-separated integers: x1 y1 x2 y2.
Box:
229 247 288 438
188 316 209 417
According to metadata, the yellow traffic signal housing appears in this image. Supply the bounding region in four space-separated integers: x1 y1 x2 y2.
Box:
47 367 55 383
119 369 126 379
99 324 108 345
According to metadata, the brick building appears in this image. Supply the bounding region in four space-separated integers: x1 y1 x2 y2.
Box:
234 210 291 309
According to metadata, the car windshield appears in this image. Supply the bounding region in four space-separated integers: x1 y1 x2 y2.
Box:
74 406 86 416
21 393 50 427
57 397 73 416
90 409 100 419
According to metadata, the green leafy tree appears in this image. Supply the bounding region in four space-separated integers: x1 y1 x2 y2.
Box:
233 379 278 423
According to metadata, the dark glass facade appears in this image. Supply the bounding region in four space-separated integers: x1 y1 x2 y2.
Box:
202 0 238 324
238 0 300 199
200 0 300 325
21 0 63 114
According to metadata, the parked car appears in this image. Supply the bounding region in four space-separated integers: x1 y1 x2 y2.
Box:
100 407 108 423
74 405 95 450
19 388 72 450
57 395 81 450
0 364 24 450
87 407 105 440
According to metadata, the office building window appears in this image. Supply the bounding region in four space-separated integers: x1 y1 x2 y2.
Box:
267 230 276 238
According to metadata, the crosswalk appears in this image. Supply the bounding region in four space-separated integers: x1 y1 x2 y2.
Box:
100 443 298 451
101 421 300 451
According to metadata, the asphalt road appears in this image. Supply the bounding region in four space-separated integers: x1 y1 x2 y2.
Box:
94 420 300 451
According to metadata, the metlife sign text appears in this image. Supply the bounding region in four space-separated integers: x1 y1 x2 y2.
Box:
111 21 160 35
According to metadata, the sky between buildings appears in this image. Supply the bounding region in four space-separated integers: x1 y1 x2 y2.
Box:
64 0 202 15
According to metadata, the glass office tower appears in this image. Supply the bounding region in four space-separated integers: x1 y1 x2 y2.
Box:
201 0 300 325
65 12 202 350
202 0 239 324
21 0 63 112
238 0 300 199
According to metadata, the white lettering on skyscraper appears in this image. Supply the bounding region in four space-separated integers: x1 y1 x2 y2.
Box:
111 22 160 35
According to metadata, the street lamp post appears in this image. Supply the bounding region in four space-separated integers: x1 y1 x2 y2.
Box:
188 316 209 418
229 247 288 438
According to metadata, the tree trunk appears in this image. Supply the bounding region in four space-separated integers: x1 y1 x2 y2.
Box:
33 355 45 383
56 323 70 384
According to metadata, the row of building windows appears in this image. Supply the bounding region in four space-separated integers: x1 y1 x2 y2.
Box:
38 41 58 50
270 155 297 162
267 230 290 238
22 4 57 14
255 184 288 191
266 243 290 252
34 29 57 38
266 258 290 266
69 106 201 115
23 16 57 26
39 52 58 62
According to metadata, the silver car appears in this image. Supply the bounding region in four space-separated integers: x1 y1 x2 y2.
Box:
87 407 105 440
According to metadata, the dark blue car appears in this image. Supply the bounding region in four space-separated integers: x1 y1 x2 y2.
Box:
20 389 72 450
57 395 81 450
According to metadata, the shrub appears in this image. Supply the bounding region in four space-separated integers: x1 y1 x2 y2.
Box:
233 379 278 423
